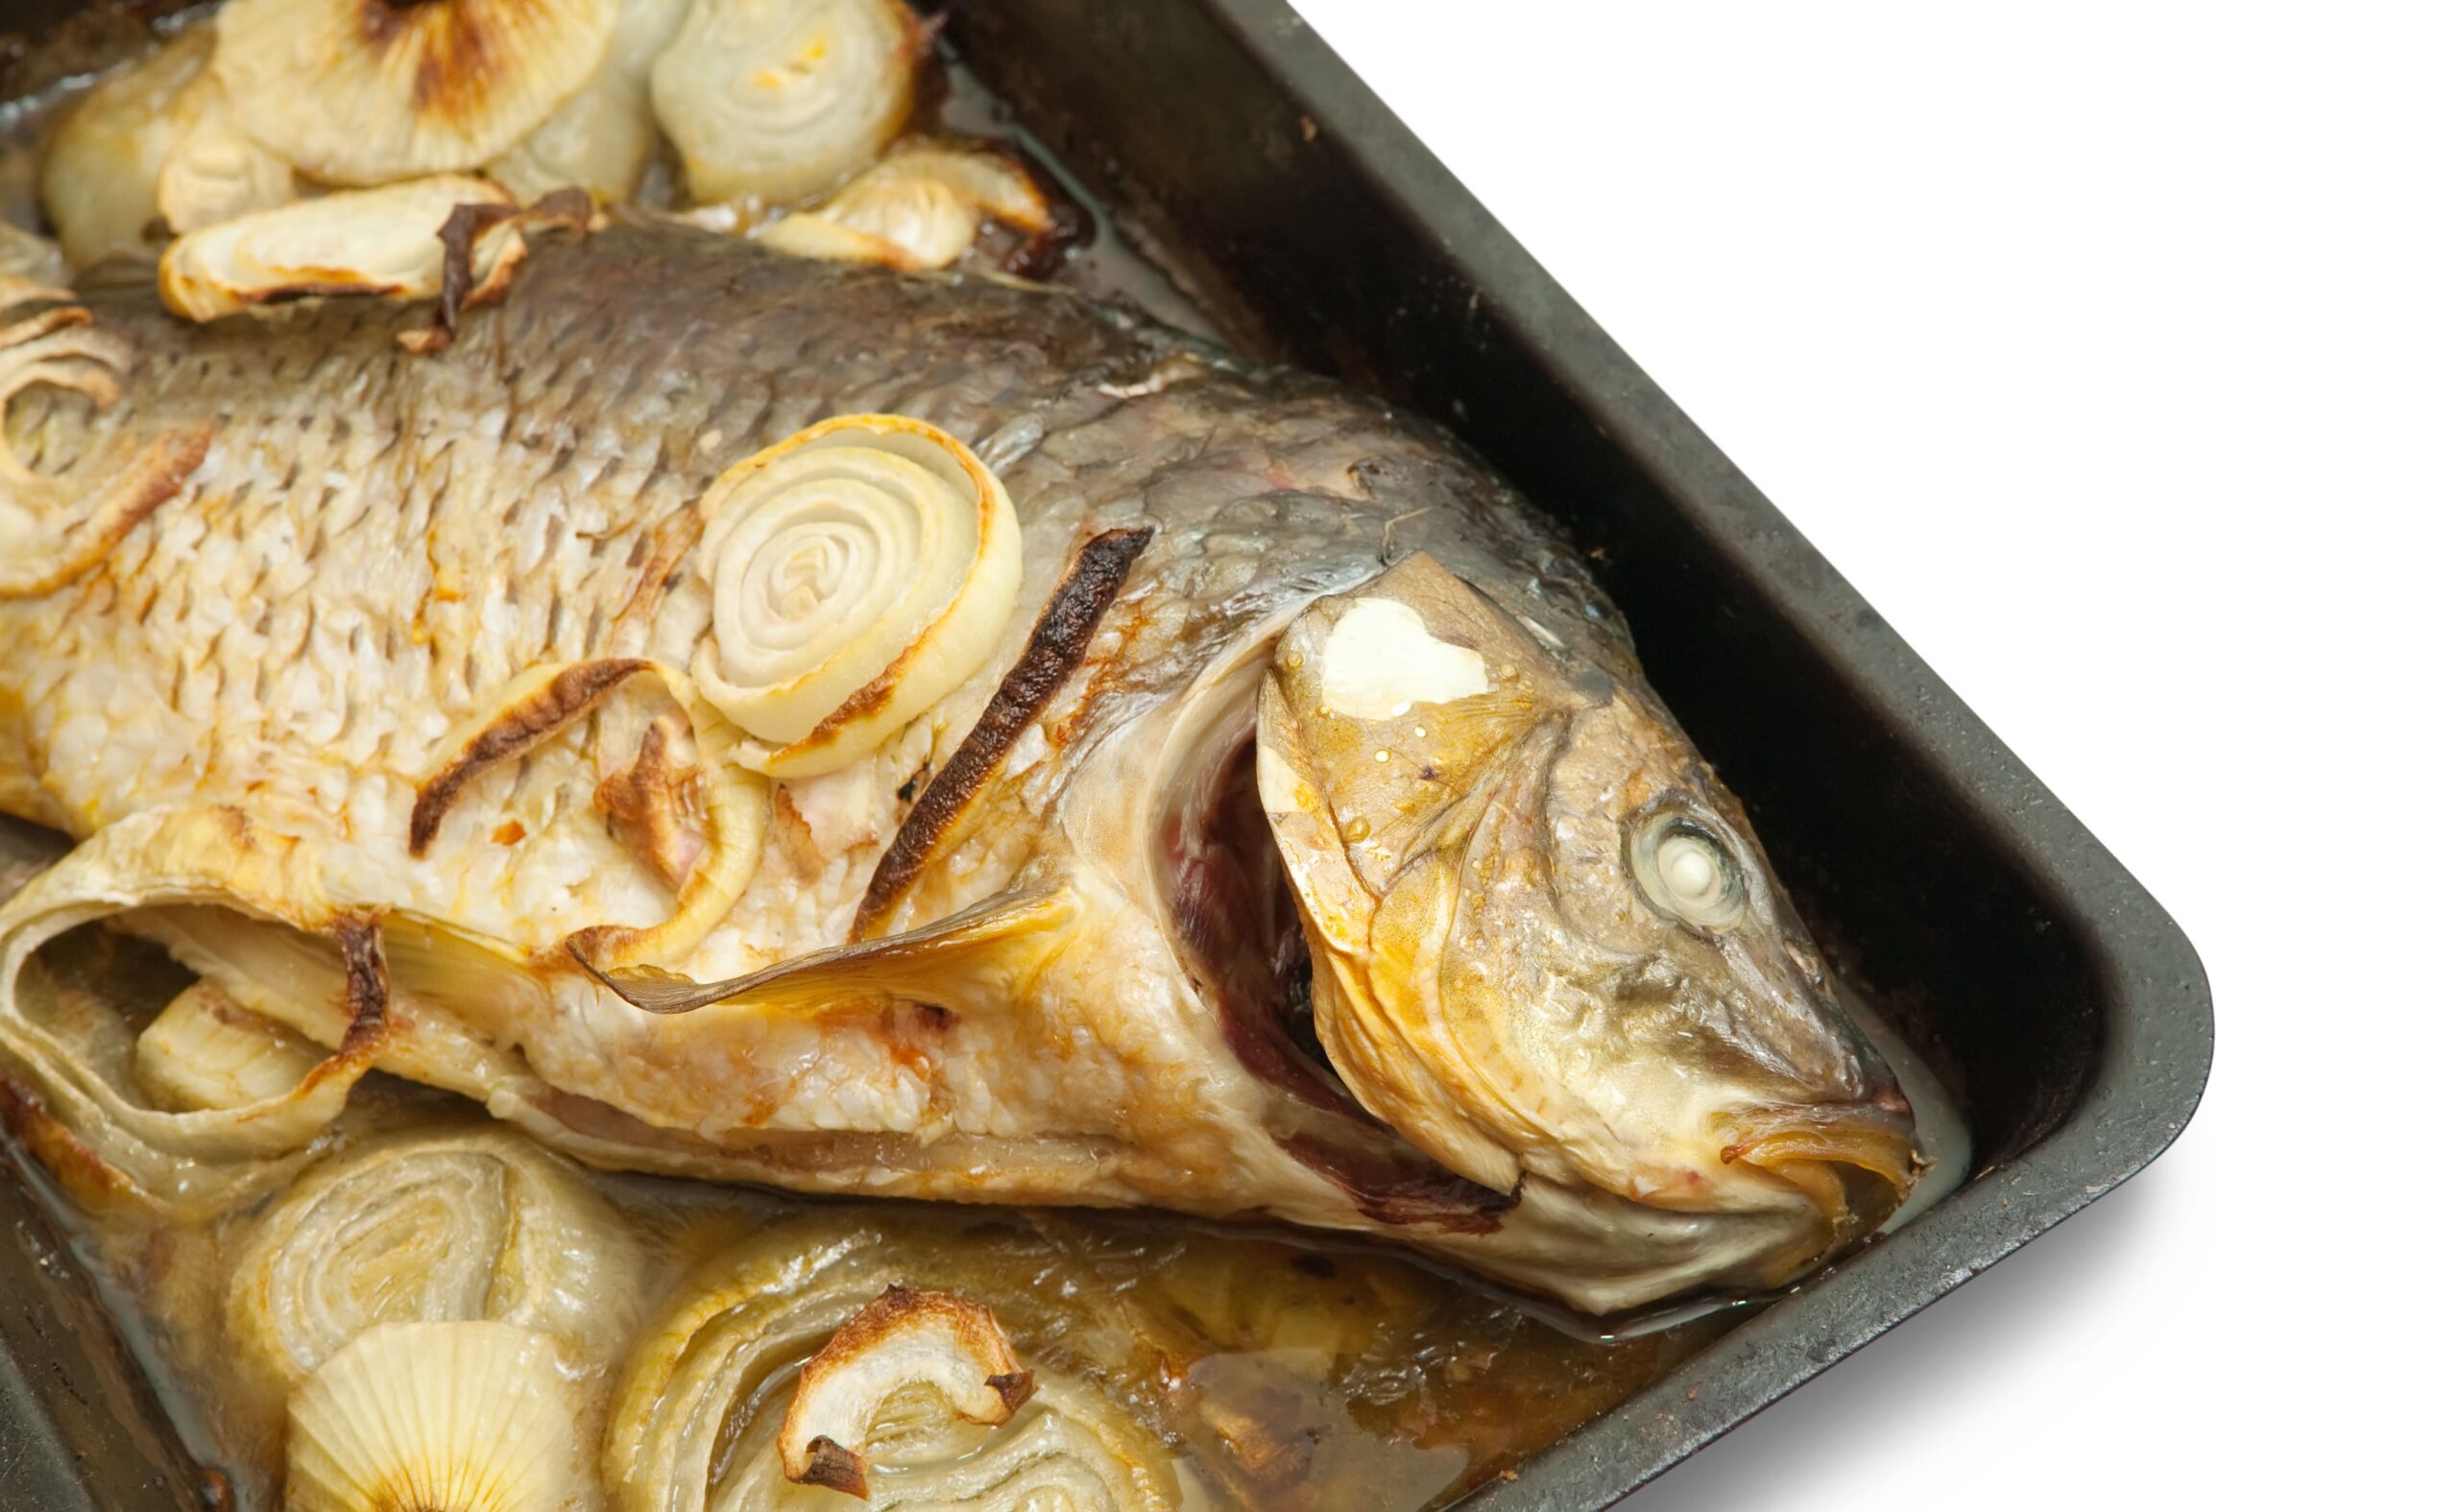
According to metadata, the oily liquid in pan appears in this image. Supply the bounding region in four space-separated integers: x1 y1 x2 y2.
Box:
7 907 1689 1509
0 22 1973 1512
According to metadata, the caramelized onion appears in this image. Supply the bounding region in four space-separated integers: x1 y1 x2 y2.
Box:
759 142 1056 274
649 0 921 206
157 175 524 324
228 1124 640 1390
691 414 1022 778
776 1286 1034 1493
211 0 619 185
605 1214 1188 1512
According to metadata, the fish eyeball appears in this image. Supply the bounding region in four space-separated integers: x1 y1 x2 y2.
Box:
1627 815 1746 928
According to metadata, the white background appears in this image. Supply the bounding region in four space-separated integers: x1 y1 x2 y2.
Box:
1290 2 2452 1506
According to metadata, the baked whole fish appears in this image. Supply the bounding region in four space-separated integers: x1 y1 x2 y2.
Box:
0 220 1916 1312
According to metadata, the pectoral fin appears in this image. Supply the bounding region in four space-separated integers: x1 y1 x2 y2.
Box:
577 877 1076 1016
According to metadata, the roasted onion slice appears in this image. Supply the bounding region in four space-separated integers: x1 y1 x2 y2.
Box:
691 414 1022 777
650 0 921 206
155 68 298 234
492 0 690 202
759 142 1057 274
228 1123 640 1390
157 176 524 324
211 0 619 185
605 1214 1188 1512
36 26 215 267
0 807 382 1218
776 1285 1035 1493
286 1321 590 1512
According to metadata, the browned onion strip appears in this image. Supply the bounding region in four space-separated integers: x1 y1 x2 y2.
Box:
0 314 209 599
777 1285 1035 1494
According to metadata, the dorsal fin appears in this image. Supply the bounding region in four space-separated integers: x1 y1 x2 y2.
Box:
575 877 1075 1016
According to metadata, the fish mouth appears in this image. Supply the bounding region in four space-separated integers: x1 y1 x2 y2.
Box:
1716 1096 1922 1236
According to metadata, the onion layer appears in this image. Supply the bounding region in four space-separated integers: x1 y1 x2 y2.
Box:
36 27 215 267
759 143 1056 274
650 0 921 206
286 1321 588 1512
777 1285 1034 1493
132 981 324 1113
155 68 298 235
157 175 524 324
228 1123 640 1390
691 414 1022 777
0 806 383 1218
492 0 691 202
211 0 619 185
605 1213 1188 1512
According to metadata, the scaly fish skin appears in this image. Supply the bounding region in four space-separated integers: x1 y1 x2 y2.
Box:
0 224 1910 1310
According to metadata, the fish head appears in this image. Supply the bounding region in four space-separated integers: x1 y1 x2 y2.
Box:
1255 553 1916 1261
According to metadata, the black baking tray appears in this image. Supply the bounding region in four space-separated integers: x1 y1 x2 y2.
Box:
0 0 2211 1506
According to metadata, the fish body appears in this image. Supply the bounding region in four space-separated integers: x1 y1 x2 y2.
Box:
0 223 1911 1310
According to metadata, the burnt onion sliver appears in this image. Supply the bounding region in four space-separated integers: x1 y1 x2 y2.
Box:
605 1213 1194 1512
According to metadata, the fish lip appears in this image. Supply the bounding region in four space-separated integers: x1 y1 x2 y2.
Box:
1715 1098 1924 1234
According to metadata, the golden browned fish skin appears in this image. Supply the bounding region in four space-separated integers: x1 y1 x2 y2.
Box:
0 222 1910 1310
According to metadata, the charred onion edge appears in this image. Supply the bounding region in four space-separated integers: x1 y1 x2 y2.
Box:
403 187 595 354
0 310 210 598
776 1284 1037 1494
410 659 654 856
853 525 1153 938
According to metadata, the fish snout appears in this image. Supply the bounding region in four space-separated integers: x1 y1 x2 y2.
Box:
1715 1096 1922 1236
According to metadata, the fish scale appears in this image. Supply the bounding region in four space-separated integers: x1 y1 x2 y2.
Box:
0 221 1913 1312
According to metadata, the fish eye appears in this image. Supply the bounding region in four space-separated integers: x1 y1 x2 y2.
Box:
1627 814 1747 928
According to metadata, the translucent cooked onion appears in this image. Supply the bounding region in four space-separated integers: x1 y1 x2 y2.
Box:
155 68 298 234
491 0 691 202
132 980 324 1112
286 1321 587 1512
0 806 383 1217
650 0 921 206
36 26 216 267
211 0 619 185
605 1214 1189 1512
690 414 1022 777
157 175 523 324
758 143 1055 273
228 1123 640 1390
